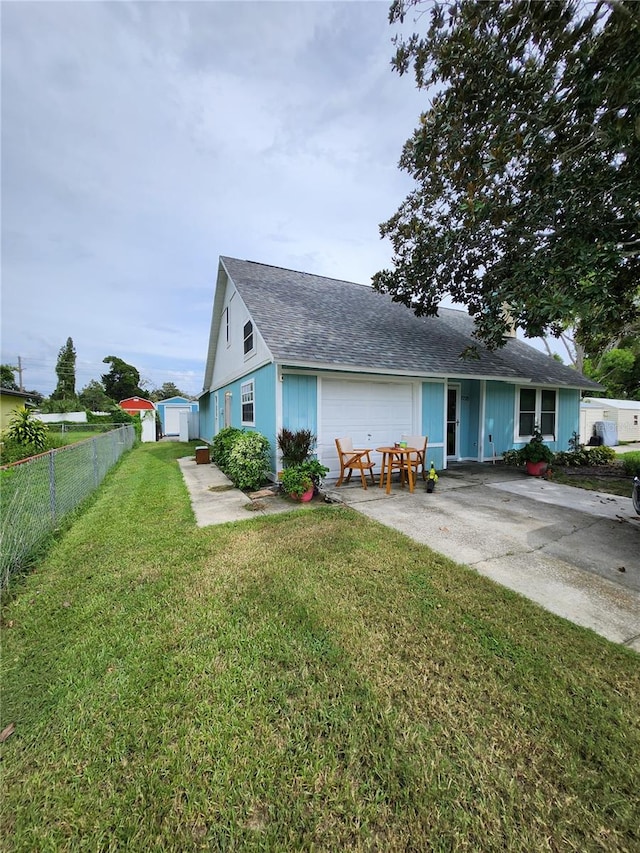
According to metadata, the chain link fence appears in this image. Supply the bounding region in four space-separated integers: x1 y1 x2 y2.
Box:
0 425 135 589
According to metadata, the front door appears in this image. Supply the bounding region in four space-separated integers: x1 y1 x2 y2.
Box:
447 385 460 460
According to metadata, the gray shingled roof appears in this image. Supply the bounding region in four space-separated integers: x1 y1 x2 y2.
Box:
220 257 602 389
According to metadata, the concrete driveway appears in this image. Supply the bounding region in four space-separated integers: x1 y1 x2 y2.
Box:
179 456 639 652
325 463 640 652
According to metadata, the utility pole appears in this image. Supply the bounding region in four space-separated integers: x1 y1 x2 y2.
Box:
17 356 24 391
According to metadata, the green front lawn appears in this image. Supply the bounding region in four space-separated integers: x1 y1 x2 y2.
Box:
551 469 633 497
2 442 638 851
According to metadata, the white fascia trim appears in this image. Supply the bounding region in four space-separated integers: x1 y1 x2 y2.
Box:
282 367 421 385
203 261 229 391
277 360 530 384
210 356 274 393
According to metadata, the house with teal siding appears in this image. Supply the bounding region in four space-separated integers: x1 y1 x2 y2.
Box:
200 257 601 479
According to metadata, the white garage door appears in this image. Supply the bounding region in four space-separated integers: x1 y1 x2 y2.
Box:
319 379 416 477
165 407 190 435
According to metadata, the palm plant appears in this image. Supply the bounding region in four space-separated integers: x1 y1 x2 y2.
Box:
6 409 48 452
277 428 316 467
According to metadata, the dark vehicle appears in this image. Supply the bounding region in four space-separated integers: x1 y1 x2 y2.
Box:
633 477 640 515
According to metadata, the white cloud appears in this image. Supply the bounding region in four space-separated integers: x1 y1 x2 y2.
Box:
1 0 425 395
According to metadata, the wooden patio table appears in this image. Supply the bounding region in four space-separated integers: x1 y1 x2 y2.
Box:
376 446 417 495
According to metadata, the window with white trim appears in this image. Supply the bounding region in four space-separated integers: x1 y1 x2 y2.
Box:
517 388 556 439
243 320 254 356
241 380 255 425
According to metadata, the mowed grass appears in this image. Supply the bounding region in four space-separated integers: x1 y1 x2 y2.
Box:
551 470 632 497
47 429 107 446
1 443 639 852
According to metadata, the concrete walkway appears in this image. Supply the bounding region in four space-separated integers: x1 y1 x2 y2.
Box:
177 457 318 524
178 456 640 651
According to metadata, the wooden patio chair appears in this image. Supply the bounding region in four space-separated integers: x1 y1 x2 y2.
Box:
401 435 428 480
335 437 376 489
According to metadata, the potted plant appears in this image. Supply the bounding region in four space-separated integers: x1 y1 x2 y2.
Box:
298 459 329 495
277 428 316 468
280 465 314 502
521 427 555 476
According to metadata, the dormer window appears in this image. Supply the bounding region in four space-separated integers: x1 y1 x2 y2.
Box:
243 320 254 356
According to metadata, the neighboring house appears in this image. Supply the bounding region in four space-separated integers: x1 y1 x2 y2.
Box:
156 396 199 437
200 257 603 478
580 397 640 444
0 388 32 431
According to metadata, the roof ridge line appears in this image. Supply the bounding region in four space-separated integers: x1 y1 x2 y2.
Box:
222 256 372 289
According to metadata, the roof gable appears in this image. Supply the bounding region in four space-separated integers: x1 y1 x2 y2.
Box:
119 397 155 409
0 387 32 400
582 397 640 410
210 257 601 390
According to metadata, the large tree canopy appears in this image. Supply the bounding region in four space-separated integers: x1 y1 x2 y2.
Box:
101 356 144 402
149 382 187 402
78 380 116 412
583 320 640 398
374 0 640 356
51 337 77 401
0 364 19 391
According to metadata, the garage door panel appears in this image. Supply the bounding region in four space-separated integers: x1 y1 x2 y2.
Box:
165 407 190 435
319 380 415 477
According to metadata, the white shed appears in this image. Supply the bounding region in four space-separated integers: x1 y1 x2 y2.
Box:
580 397 640 444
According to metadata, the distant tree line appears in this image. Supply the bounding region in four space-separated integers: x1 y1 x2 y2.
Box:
1 337 192 414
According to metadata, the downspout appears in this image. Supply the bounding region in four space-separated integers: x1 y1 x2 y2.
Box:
274 363 283 479
479 380 486 463
443 381 448 470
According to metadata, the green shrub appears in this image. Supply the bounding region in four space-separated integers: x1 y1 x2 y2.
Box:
621 452 640 477
280 464 314 498
86 408 141 441
226 431 271 491
5 409 48 453
586 445 616 465
502 449 524 466
87 409 134 425
554 448 589 467
0 436 43 466
298 458 330 488
554 444 617 467
211 427 244 474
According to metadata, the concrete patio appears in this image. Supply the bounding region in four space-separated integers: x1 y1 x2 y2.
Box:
178 456 640 651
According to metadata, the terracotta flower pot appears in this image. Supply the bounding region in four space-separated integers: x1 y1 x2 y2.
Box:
525 460 548 477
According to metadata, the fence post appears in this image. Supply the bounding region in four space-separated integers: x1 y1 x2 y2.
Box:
49 450 56 521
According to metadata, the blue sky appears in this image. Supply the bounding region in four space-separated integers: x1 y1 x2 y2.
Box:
2 0 430 397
